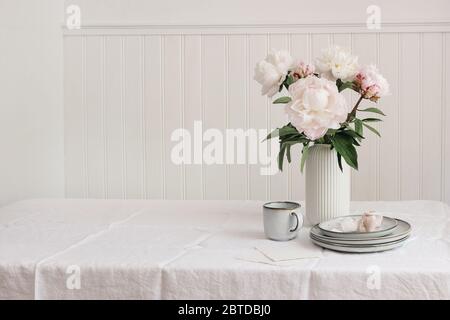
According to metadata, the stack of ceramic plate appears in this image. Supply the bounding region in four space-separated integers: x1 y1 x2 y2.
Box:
310 215 411 253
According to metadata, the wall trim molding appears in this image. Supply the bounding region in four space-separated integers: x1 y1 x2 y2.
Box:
63 20 450 35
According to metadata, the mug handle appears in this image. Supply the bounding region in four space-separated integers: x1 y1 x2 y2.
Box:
290 212 300 232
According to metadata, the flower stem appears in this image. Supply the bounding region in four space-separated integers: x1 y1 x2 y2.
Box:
347 95 364 122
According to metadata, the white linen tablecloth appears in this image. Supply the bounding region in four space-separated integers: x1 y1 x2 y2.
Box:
0 199 449 300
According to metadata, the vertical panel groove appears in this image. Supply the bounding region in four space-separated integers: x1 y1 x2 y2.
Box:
120 37 127 198
200 35 205 200
308 32 312 59
419 33 424 199
266 33 270 200
245 34 250 200
81 36 89 198
160 35 166 199
101 36 108 198
141 36 147 199
397 33 402 199
181 35 186 200
442 33 447 201
225 35 230 200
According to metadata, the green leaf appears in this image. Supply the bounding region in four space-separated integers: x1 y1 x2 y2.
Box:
354 118 363 136
281 137 306 145
278 125 299 137
285 75 295 86
363 122 381 137
300 144 310 173
342 129 364 140
278 143 287 171
263 128 280 141
351 137 361 146
331 134 358 170
358 107 386 116
286 144 292 163
326 128 338 135
263 124 302 142
283 74 296 90
337 80 354 92
337 152 343 172
362 118 382 122
273 96 292 104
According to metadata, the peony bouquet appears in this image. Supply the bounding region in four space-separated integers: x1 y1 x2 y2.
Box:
254 46 389 172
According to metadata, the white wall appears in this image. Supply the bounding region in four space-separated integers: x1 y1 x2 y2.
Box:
0 0 64 206
63 1 450 203
1 1 450 205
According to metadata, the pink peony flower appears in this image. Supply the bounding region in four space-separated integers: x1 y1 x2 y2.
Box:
354 64 389 102
292 61 315 79
285 76 350 140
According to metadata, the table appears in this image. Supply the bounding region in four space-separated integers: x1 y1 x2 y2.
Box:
0 199 449 299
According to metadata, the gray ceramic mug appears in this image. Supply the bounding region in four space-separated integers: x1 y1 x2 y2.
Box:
263 201 303 241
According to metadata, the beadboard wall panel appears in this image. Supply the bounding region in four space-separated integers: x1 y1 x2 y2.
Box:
63 27 450 203
445 33 450 205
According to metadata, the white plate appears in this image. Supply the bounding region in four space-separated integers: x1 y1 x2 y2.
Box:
311 233 410 246
310 219 411 245
318 215 398 239
310 235 410 253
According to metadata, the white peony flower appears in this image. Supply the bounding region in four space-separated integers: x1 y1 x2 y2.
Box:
254 50 294 97
285 76 350 140
354 64 389 102
315 46 358 81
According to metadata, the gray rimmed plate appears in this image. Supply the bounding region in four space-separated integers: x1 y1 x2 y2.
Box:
311 219 411 245
318 214 398 239
310 234 410 253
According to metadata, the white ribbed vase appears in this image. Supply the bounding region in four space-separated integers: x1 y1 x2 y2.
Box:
305 144 351 225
